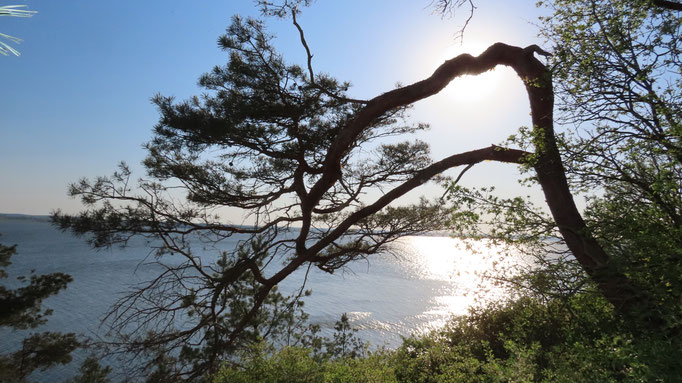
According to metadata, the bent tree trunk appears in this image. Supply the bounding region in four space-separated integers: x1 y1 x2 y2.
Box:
339 42 649 322
509 46 649 321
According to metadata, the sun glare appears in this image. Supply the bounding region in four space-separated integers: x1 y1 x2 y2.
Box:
436 42 505 104
393 236 526 330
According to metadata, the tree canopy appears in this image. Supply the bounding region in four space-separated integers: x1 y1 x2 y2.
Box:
53 0 681 379
546 0 681 328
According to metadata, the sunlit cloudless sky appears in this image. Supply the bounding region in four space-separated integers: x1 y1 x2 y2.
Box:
1 0 548 219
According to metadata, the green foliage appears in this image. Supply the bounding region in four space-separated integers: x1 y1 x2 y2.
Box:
102 237 314 381
50 0 682 380
0 242 72 329
217 345 322 383
446 0 681 332
213 314 381 382
214 345 396 383
67 357 112 383
395 295 681 382
214 293 682 382
0 240 113 382
396 1 682 380
0 269 72 329
584 194 682 328
53 4 440 378
537 0 682 330
324 313 366 359
0 332 80 383
0 240 81 382
141 352 186 383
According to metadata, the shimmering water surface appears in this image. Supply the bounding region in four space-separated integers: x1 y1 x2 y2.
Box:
0 215 523 381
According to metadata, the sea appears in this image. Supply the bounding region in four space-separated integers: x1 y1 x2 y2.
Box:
0 214 524 381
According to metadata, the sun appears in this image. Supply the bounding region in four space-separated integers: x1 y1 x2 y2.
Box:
436 42 505 104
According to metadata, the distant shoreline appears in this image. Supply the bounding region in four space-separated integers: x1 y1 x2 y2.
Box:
0 214 456 237
0 213 51 222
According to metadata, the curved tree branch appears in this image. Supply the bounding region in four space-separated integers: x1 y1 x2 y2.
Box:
298 41 645 318
652 0 682 11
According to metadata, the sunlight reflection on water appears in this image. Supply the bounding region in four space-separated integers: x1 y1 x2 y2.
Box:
0 218 531 381
386 236 524 331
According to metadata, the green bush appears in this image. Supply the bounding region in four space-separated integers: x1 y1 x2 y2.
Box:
215 293 681 382
213 344 396 383
391 294 682 382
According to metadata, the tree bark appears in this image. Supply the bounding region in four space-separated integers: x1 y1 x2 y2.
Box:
653 0 682 11
512 49 648 319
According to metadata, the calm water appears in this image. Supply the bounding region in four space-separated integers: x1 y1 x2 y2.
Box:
0 215 522 381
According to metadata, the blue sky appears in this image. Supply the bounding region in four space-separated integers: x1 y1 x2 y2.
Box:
1 0 547 218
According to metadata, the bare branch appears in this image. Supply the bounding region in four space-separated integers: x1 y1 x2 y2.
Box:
292 11 314 83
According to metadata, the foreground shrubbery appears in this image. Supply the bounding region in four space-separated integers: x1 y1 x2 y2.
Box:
215 345 396 383
392 295 681 382
215 294 682 382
